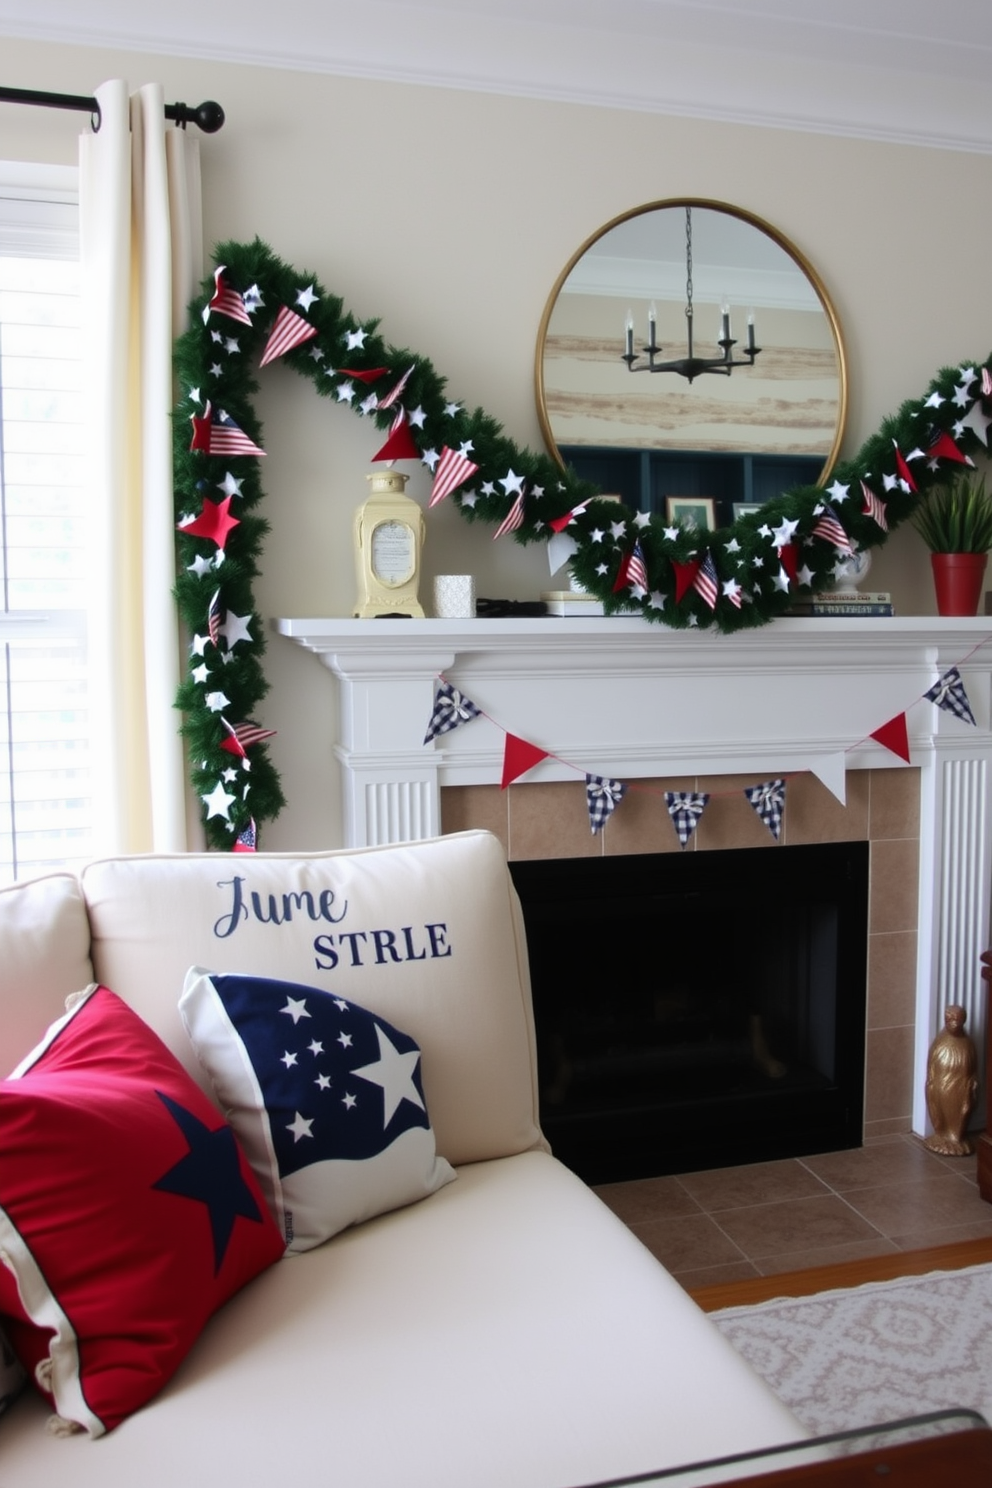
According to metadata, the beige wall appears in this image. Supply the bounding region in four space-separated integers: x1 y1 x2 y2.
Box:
4 36 991 849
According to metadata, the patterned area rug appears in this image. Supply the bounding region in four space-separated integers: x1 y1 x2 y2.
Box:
711 1263 992 1437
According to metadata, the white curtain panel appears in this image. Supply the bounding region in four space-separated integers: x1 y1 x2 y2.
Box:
79 80 204 854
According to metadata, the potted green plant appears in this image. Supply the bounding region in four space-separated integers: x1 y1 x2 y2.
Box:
912 471 992 615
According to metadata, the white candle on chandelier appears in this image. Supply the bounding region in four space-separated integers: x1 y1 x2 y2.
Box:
720 298 731 345
625 309 634 359
647 302 657 352
747 308 756 352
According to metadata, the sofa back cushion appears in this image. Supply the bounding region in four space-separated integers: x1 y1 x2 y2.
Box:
0 873 94 1076
81 831 546 1167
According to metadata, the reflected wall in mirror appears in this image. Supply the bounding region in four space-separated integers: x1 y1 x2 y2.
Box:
536 199 847 523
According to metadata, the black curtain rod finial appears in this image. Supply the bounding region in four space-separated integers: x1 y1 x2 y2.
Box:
166 100 225 133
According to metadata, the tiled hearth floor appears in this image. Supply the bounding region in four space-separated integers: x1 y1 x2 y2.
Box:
593 1133 992 1294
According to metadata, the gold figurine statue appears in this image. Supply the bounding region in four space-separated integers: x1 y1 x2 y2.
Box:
923 1004 978 1156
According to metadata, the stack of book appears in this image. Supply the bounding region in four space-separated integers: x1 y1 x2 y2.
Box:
789 590 894 617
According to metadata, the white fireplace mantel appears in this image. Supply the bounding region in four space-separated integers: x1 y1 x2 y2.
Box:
277 613 992 1133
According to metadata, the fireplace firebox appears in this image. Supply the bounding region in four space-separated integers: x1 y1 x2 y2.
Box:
509 841 869 1185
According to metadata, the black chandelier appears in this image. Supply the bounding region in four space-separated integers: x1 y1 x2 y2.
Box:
622 205 761 383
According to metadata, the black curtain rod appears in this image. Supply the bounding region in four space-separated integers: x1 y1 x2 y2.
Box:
0 85 224 133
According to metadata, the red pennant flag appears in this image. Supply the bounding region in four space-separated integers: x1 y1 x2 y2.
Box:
178 495 240 550
779 542 799 585
501 734 549 789
871 713 911 763
337 367 389 384
893 442 918 493
190 402 265 458
672 559 701 603
549 503 589 534
372 413 421 463
928 430 974 468
259 305 318 367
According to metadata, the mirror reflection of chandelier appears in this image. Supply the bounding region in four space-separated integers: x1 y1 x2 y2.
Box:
622 205 762 383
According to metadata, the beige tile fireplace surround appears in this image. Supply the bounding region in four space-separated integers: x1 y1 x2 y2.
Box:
277 614 992 1143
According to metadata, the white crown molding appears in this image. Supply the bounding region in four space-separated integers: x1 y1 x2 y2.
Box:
2 0 992 154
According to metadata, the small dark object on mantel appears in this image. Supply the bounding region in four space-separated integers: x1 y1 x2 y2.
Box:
475 598 548 618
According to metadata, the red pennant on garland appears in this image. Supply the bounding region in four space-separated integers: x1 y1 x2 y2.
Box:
190 402 266 458
928 429 974 468
220 718 278 759
337 367 389 384
501 734 549 789
672 558 701 603
373 411 421 463
429 446 480 507
779 543 799 586
893 443 918 493
549 502 589 534
871 713 911 763
202 266 252 326
178 495 240 550
259 305 318 367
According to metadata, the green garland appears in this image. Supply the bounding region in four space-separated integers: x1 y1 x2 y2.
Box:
173 237 992 848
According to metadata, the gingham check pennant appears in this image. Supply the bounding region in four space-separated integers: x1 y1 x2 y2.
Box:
664 791 709 848
423 681 482 743
744 779 787 841
585 775 627 834
924 667 976 727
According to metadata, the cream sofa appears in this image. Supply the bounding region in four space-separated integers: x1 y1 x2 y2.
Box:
0 830 804 1487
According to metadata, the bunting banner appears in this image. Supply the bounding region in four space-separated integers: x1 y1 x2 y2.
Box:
585 775 627 834
613 542 648 595
429 446 480 507
372 410 421 463
927 429 974 468
811 503 854 553
233 818 258 852
501 734 549 789
693 551 719 609
549 503 589 534
376 364 414 411
547 528 579 575
924 667 976 727
744 779 787 841
672 559 701 604
664 791 710 848
493 491 525 540
423 682 481 743
259 305 318 367
893 443 918 493
778 542 799 587
202 266 252 326
207 588 223 648
809 753 848 807
870 713 911 763
220 719 278 759
190 402 266 458
860 481 888 531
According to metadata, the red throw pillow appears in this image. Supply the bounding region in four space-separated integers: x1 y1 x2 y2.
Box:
0 985 284 1436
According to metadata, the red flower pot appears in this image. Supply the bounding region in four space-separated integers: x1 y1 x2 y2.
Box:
931 552 988 616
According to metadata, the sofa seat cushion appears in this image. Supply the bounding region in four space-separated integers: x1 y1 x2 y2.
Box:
180 967 455 1250
0 1152 804 1486
81 832 546 1167
0 986 285 1436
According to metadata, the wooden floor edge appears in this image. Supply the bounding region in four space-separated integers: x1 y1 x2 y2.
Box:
688 1234 992 1312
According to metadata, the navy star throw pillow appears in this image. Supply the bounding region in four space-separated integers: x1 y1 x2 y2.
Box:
180 968 456 1252
0 986 284 1436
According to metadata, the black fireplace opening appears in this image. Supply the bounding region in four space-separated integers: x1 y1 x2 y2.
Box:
509 841 869 1185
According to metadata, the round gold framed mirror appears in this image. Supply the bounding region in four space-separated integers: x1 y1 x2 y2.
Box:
535 199 847 524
